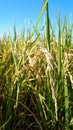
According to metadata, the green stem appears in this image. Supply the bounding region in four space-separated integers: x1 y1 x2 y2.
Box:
46 0 50 51
64 76 70 130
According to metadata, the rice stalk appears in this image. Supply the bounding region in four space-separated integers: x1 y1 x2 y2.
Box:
64 75 70 130
44 0 50 51
9 29 20 109
40 43 58 121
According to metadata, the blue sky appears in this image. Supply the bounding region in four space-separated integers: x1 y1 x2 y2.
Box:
0 0 73 37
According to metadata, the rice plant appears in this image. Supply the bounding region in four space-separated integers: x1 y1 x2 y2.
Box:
0 0 73 130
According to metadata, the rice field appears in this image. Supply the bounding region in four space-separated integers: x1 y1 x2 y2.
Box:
0 0 73 130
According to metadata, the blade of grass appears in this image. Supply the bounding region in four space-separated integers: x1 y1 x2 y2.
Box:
30 0 48 39
57 12 61 77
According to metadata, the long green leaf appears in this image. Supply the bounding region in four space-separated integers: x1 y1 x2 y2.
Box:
30 0 48 39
